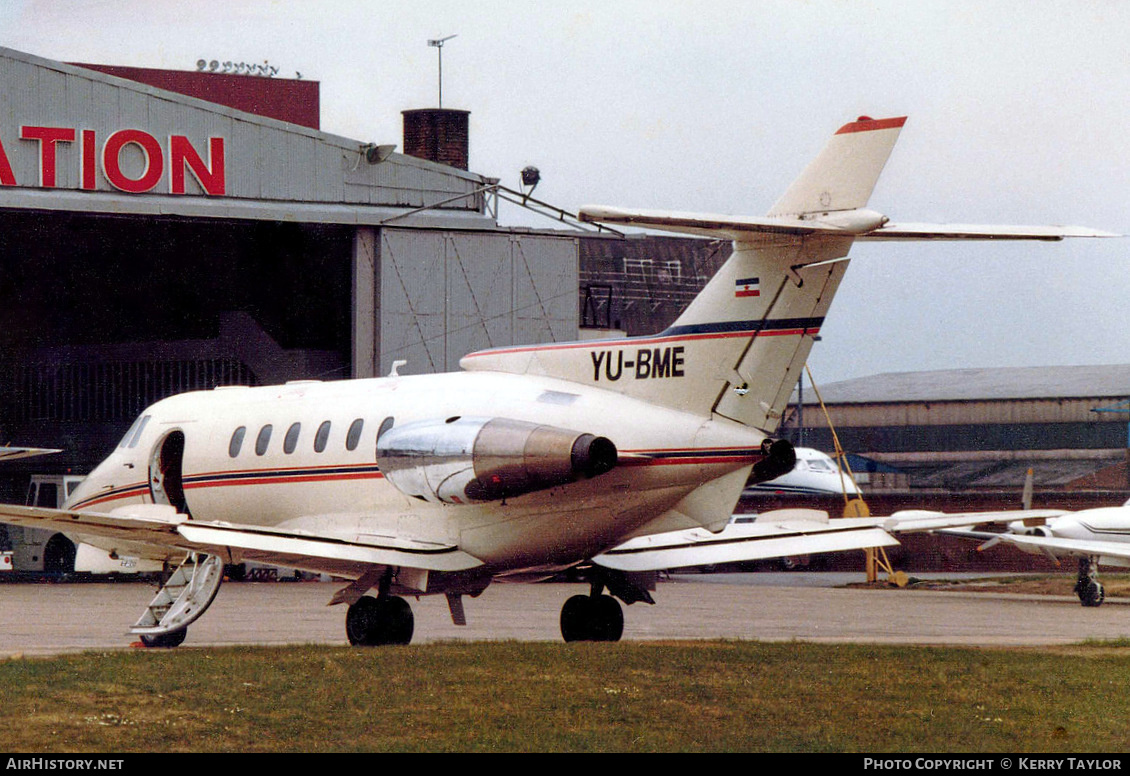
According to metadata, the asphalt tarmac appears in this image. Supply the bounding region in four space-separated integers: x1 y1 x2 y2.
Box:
2 573 1128 656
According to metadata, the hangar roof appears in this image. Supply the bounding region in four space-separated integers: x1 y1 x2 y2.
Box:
805 365 1130 404
0 47 494 229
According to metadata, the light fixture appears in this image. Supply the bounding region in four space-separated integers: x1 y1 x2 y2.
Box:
520 166 540 202
361 143 397 164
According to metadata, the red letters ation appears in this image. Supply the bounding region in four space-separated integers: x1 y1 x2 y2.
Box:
0 125 226 194
102 129 164 193
0 134 15 186
170 135 226 196
20 126 75 187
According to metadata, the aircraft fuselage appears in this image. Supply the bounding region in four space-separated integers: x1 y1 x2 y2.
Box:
65 369 765 574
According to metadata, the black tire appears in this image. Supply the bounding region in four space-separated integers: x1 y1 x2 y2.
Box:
43 534 76 574
590 595 624 642
346 596 415 646
560 594 593 642
1080 581 1105 608
383 596 415 645
140 628 187 648
346 596 382 646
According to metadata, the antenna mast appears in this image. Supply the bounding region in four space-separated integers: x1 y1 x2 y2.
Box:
427 35 457 108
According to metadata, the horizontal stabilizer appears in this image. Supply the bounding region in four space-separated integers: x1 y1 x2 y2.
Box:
578 207 1120 243
859 223 1121 241
577 206 860 239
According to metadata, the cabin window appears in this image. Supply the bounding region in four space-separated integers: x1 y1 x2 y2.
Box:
228 426 247 458
284 422 301 454
314 420 331 453
376 417 395 442
346 419 364 451
255 425 273 456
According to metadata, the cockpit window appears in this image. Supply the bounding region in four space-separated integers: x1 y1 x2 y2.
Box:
120 415 151 449
346 419 364 451
118 416 143 448
255 425 273 456
229 426 247 458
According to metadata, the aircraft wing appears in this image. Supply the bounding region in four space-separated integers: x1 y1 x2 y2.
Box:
0 446 62 462
0 502 484 576
592 509 898 572
882 509 1069 533
938 528 1130 563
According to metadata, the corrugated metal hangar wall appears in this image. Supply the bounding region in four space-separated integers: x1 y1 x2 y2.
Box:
0 47 577 490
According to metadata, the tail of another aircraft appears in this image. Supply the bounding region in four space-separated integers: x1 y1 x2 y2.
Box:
462 116 1113 432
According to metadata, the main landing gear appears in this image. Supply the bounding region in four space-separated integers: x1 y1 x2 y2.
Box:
346 595 415 646
343 570 416 646
1074 556 1105 607
560 584 625 643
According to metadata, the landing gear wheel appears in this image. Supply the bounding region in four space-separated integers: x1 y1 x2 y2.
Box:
346 596 415 646
1079 581 1105 608
1074 557 1105 608
561 595 592 643
140 628 187 648
560 594 624 642
590 594 624 642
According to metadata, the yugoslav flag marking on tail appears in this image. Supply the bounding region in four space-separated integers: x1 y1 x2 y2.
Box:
734 277 760 298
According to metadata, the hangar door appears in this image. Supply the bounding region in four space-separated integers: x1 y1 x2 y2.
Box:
378 228 578 375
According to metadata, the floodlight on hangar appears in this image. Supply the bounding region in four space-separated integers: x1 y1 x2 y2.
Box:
361 143 397 165
520 166 540 203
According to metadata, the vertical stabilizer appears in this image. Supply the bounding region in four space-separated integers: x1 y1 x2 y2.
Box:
465 117 909 433
767 116 906 217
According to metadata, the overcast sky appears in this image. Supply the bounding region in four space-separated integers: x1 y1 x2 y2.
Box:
2 0 1127 385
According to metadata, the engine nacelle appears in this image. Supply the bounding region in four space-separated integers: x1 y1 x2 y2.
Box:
1007 520 1051 537
375 417 618 504
748 438 797 484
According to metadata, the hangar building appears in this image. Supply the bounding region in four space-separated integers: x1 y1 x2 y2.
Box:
0 47 589 498
784 365 1130 514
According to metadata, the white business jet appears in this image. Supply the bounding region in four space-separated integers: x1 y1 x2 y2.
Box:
913 505 1130 607
0 116 1113 646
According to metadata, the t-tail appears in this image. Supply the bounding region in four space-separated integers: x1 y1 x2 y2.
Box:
462 115 1116 432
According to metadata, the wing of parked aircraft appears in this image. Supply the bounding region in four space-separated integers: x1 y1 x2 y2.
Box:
939 527 1130 565
0 502 484 577
594 509 898 572
0 446 61 462
895 504 1130 608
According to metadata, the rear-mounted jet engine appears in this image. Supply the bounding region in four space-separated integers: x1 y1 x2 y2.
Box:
375 417 618 504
